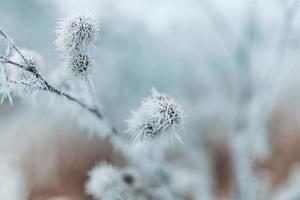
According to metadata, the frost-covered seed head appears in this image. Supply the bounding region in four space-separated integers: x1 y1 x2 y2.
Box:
127 88 183 143
55 14 99 53
8 49 44 80
68 53 91 76
85 163 124 200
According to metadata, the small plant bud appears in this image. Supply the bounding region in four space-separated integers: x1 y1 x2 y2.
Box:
68 52 91 77
85 163 125 200
120 167 141 189
126 88 183 144
55 14 99 53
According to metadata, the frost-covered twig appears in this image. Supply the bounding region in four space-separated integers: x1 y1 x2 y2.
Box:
0 29 117 134
0 54 104 120
0 30 29 66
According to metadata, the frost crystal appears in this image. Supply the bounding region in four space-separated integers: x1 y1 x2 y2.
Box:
127 88 183 144
85 163 124 200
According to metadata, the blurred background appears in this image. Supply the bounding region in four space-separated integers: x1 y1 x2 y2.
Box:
2 0 300 199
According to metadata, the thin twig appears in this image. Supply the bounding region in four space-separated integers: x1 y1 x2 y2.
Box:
86 75 99 110
1 56 104 119
0 30 30 67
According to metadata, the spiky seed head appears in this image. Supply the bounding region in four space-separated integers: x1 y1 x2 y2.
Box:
8 49 44 81
67 52 91 77
55 14 99 53
85 163 125 200
126 88 183 144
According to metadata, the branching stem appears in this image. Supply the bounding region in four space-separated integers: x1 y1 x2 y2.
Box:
0 29 119 134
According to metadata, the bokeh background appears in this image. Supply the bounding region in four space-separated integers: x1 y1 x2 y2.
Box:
2 0 300 199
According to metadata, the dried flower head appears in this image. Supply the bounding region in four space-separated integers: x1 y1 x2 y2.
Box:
126 88 183 144
55 14 99 53
67 52 92 76
85 163 125 200
55 14 99 78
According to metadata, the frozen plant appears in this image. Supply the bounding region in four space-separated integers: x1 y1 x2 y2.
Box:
126 88 183 144
0 19 107 131
85 161 179 200
0 13 184 200
86 163 146 200
8 49 44 81
55 14 99 77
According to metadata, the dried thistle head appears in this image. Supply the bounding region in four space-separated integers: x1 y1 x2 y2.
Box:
85 163 125 200
55 14 99 78
126 88 183 144
67 52 92 77
55 14 99 54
